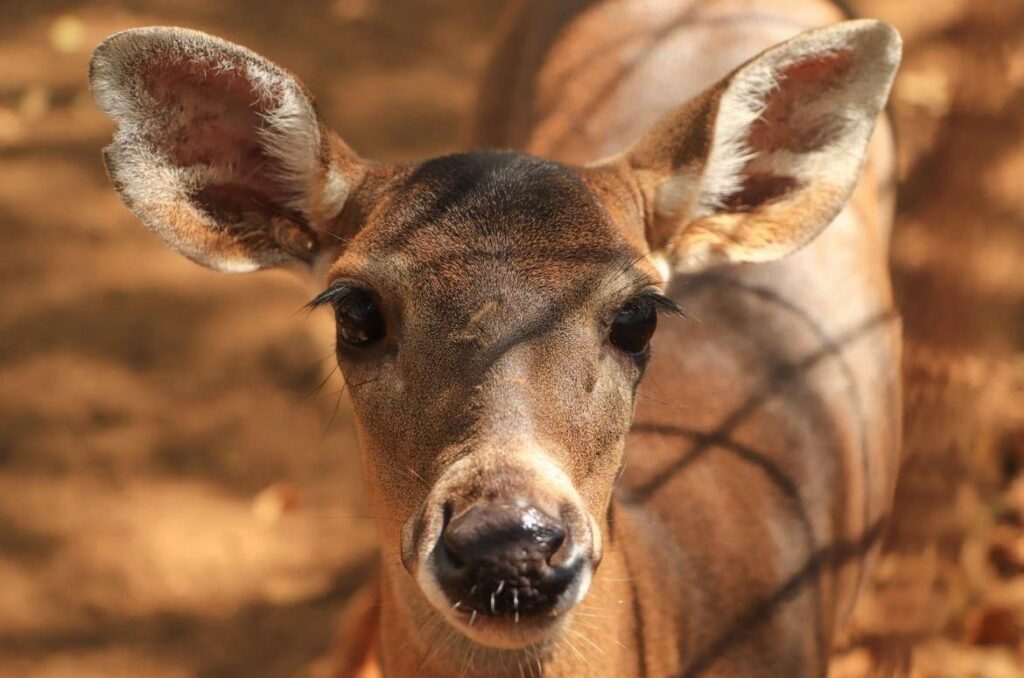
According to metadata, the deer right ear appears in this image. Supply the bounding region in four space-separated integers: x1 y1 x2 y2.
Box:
602 19 901 277
90 27 366 272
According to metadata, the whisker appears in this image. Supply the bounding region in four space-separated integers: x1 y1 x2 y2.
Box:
323 379 346 437
320 512 404 524
405 466 431 489
298 364 338 407
414 616 450 673
319 229 351 244
560 631 593 672
571 626 607 657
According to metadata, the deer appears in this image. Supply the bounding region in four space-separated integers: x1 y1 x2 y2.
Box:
88 0 902 674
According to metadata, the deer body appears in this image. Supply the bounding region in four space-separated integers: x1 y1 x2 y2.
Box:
89 4 901 676
468 1 902 675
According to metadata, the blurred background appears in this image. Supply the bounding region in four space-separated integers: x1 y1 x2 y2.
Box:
0 0 1021 676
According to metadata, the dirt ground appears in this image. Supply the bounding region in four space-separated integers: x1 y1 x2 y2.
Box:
0 1 1021 676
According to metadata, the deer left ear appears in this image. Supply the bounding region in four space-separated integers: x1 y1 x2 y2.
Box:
605 19 901 276
90 27 366 273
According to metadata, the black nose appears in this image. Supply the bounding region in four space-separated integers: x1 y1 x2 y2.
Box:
436 500 577 618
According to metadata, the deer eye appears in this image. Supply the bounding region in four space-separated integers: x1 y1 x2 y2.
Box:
334 289 385 349
609 297 657 355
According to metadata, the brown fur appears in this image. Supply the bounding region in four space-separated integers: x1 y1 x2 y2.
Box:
90 5 902 676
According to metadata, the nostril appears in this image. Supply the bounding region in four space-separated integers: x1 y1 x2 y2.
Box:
545 525 573 568
440 501 466 569
535 524 564 558
549 503 584 568
441 534 466 569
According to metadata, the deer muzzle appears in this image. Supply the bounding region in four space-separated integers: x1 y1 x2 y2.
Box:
436 499 580 618
401 443 600 647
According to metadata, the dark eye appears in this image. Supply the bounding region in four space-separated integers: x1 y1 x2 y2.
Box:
609 297 657 355
334 289 385 349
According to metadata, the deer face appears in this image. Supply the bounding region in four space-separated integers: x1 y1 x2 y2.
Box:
90 21 900 650
315 151 674 645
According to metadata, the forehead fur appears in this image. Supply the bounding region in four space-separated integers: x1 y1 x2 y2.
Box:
353 151 641 310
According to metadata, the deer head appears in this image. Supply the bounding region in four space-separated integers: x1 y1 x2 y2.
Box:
90 20 900 651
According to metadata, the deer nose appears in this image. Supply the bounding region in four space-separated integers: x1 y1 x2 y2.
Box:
436 500 577 618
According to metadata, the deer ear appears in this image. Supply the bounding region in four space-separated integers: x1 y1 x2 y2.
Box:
90 27 364 272
613 19 901 275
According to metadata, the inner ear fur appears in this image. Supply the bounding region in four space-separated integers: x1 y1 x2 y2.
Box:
610 19 902 275
90 27 364 272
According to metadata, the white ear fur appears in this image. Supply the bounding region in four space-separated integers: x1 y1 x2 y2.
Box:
695 19 901 217
624 19 902 275
90 27 357 272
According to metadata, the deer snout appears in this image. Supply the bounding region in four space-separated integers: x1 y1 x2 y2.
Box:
435 500 580 618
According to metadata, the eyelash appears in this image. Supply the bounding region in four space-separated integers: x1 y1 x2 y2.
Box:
635 290 684 317
306 281 362 310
